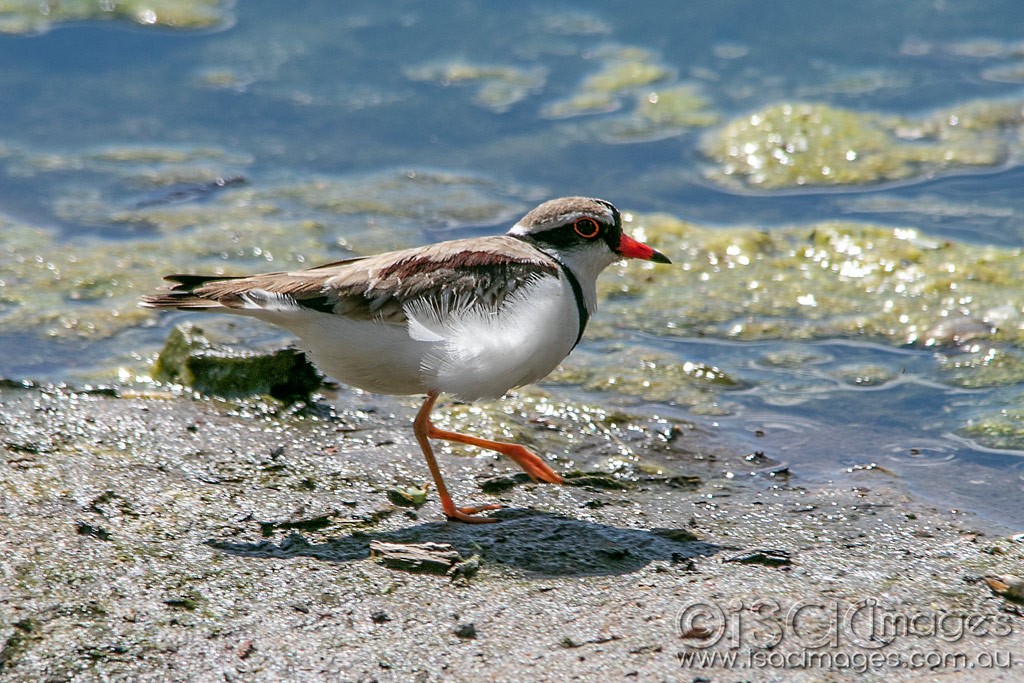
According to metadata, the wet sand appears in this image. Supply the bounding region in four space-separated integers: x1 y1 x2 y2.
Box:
2 382 1023 682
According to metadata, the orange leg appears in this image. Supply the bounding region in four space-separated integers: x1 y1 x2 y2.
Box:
413 392 503 523
427 425 564 485
412 391 564 523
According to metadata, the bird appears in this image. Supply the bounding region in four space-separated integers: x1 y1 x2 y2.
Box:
141 196 670 522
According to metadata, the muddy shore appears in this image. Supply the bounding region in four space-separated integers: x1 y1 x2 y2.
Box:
1 381 1023 682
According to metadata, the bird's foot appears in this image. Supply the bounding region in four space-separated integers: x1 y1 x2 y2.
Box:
443 502 504 524
426 425 564 485
497 444 565 485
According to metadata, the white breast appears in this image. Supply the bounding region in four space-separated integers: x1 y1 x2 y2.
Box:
406 274 580 400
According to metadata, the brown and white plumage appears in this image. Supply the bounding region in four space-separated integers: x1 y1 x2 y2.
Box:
141 196 670 522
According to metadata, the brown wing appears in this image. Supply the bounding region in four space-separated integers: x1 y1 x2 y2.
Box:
140 236 559 324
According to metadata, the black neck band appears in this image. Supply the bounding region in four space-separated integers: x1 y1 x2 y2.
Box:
555 259 589 349
513 235 589 349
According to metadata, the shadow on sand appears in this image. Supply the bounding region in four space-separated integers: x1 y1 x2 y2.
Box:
208 508 720 576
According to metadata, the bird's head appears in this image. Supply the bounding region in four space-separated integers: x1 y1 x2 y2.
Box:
508 197 671 280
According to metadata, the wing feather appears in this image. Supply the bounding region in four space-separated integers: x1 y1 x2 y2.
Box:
140 236 559 324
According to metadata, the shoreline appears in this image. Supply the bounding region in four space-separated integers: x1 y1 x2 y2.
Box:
1 382 1023 681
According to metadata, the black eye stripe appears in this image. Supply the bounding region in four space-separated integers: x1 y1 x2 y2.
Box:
522 213 624 251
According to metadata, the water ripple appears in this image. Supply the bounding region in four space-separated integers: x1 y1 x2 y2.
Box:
881 439 959 467
742 414 824 449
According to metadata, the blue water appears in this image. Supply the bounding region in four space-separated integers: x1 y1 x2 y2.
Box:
2 0 1023 527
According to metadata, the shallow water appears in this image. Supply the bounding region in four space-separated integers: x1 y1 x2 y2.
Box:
637 337 1024 526
1 1 1023 527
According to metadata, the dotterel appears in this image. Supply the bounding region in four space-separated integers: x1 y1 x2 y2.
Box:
141 196 670 522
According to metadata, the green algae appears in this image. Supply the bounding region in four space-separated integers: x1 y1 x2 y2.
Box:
580 56 671 95
535 10 612 37
404 40 714 141
19 144 253 188
541 46 672 120
959 393 1024 450
193 67 251 92
799 67 912 98
602 213 1024 369
701 100 1023 190
385 485 429 509
632 85 718 128
432 388 611 458
262 169 526 230
756 348 832 368
540 91 621 119
0 0 232 34
938 347 1024 388
712 43 750 60
404 62 546 113
601 85 719 142
547 349 741 408
945 38 1024 59
0 214 329 338
837 194 1015 220
832 364 899 387
982 62 1024 84
424 384 710 481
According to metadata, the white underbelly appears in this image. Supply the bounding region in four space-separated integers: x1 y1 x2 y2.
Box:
274 313 429 395
252 275 581 399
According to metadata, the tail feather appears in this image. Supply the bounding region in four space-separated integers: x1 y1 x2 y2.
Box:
139 273 245 310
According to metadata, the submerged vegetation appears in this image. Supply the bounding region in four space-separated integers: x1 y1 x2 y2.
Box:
701 100 1024 190
0 0 232 34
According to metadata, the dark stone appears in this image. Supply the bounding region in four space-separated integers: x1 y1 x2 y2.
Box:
152 323 323 404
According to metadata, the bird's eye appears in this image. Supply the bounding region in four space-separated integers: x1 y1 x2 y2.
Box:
573 217 601 239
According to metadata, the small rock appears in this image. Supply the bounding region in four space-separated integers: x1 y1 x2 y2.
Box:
164 593 201 611
449 554 481 583
237 640 255 660
744 451 770 464
258 510 347 537
369 540 464 576
724 548 793 567
563 471 629 490
453 623 477 639
651 528 700 543
75 521 111 541
984 575 1024 602
478 473 531 493
643 474 702 490
152 323 323 403
386 485 429 508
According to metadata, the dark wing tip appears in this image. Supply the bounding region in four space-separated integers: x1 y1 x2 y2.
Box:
162 273 239 289
138 292 224 310
140 273 239 310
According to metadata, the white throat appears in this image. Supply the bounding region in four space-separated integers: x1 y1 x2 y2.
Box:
541 245 619 315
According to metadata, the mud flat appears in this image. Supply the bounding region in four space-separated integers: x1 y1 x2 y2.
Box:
1 382 1023 682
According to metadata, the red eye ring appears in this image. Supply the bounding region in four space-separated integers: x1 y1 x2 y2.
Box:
573 217 601 239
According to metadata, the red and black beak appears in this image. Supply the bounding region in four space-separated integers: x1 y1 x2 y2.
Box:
616 233 671 264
